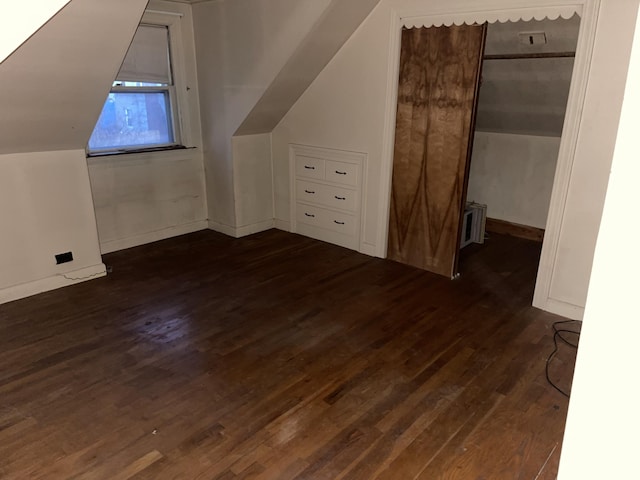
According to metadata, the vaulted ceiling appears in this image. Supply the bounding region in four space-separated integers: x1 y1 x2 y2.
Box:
0 0 148 154
236 0 382 135
1 1 72 64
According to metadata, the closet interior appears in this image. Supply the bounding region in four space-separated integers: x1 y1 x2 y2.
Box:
388 15 581 283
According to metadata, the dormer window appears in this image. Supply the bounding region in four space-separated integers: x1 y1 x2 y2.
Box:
88 24 182 155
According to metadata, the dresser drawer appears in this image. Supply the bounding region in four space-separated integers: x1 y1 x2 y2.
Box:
291 144 366 251
296 204 357 237
295 155 325 180
296 203 323 230
325 160 359 186
296 180 357 212
322 209 357 236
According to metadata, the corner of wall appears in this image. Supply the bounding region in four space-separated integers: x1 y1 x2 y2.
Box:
0 149 105 304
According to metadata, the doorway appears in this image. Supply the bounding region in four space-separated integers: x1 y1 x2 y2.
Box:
462 16 581 277
377 3 598 314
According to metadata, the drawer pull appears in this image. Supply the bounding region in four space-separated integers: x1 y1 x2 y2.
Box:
334 220 345 225
305 213 315 218
304 165 316 170
305 189 316 194
335 170 347 175
334 195 346 200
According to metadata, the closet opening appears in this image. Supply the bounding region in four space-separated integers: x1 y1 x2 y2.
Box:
384 8 585 303
460 15 581 290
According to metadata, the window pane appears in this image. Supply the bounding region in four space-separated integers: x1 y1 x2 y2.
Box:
88 91 174 151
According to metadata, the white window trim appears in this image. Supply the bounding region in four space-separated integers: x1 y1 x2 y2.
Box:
88 10 195 156
144 10 195 149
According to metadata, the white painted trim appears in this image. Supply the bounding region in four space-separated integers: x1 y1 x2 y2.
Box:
359 148 370 255
208 219 275 238
269 132 277 229
100 220 207 254
146 9 184 17
289 145 297 234
402 6 581 29
142 9 198 149
235 219 275 237
274 219 291 232
396 0 585 19
543 298 585 321
377 0 601 316
376 9 403 258
533 0 600 312
289 143 367 253
208 220 237 237
290 143 368 234
0 263 107 305
361 242 377 257
289 143 368 164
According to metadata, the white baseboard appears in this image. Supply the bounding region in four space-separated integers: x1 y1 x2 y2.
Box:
274 219 291 232
207 220 237 237
0 263 107 305
100 220 208 254
537 297 585 321
360 242 377 257
209 219 275 238
236 219 275 237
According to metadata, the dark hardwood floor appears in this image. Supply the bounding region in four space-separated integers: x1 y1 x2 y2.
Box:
0 229 579 479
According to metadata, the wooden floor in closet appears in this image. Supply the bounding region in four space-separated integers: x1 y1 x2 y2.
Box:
0 229 579 479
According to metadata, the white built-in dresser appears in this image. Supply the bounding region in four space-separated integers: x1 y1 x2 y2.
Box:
290 144 366 251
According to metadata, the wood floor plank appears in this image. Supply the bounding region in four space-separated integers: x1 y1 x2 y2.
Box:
0 229 578 479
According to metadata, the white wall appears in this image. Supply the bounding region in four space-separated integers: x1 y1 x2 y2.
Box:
271 2 390 241
229 133 274 236
0 150 104 303
272 0 640 318
235 0 381 136
87 1 208 254
543 0 639 316
89 149 207 254
558 4 640 475
1 0 70 64
477 17 579 137
0 0 151 304
193 0 332 231
476 56 574 136
193 0 381 237
467 132 560 229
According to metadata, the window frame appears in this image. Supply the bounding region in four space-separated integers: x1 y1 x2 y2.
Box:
87 12 190 157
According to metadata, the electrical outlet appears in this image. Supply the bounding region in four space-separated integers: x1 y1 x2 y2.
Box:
55 252 74 265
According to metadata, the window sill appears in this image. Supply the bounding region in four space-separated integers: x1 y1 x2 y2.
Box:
86 144 195 158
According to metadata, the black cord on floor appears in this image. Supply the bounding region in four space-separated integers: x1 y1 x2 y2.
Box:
546 320 581 398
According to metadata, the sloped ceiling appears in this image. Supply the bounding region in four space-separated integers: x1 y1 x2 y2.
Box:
235 0 381 135
234 7 577 138
0 0 149 155
0 1 71 64
476 15 580 136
